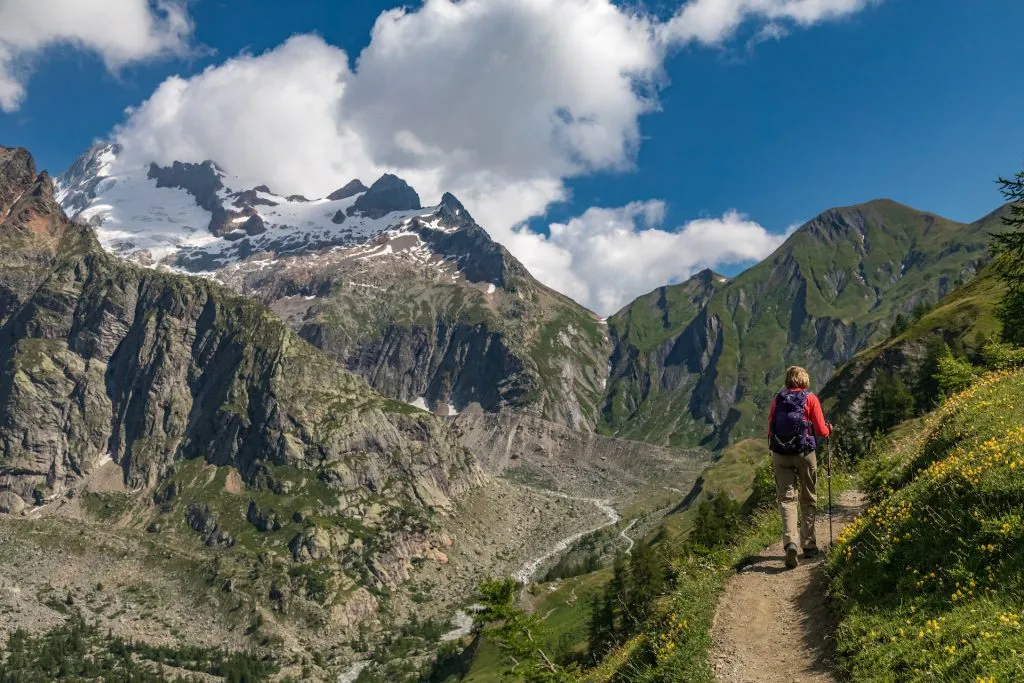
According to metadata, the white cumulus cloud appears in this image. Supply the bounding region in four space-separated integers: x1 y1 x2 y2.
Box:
101 0 876 311
661 0 877 45
520 202 786 315
0 0 194 112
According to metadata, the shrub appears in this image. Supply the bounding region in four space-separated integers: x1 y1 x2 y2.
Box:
934 354 979 397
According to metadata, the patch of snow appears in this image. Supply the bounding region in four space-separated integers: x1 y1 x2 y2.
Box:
303 295 316 301
355 244 393 260
486 283 496 295
76 171 219 262
57 146 442 272
409 397 429 411
447 402 460 416
348 281 384 292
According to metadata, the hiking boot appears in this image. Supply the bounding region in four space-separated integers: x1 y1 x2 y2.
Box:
803 546 820 559
785 543 799 569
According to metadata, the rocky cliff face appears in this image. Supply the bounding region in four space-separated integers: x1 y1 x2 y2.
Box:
0 146 483 625
218 191 611 432
602 200 997 448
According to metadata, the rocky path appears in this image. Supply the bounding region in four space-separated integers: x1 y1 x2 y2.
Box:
710 490 866 683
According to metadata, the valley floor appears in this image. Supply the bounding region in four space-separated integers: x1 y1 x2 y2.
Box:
710 490 865 683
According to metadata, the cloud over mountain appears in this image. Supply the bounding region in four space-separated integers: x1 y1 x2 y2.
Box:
525 203 786 314
104 0 876 313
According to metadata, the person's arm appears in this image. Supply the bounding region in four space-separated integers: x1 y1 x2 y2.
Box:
806 394 831 438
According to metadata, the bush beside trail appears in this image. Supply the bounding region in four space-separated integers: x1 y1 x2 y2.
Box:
829 368 1024 682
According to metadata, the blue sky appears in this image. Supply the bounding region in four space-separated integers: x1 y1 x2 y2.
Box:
0 0 1020 313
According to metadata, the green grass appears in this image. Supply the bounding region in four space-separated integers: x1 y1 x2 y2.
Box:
829 368 1024 682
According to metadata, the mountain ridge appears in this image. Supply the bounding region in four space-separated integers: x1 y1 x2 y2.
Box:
600 197 997 448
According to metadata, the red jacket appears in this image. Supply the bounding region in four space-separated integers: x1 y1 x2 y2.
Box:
768 390 831 440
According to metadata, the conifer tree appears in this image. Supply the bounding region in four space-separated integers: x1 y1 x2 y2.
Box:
993 172 1024 344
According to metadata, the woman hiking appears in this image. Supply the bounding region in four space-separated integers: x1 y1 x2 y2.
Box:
768 366 832 569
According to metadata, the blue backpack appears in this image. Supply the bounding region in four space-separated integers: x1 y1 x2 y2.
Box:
770 390 817 455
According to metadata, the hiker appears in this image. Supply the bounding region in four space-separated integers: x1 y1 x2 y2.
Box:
768 366 832 569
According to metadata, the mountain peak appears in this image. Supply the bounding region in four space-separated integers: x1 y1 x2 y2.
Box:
350 173 421 219
0 146 37 209
327 179 368 201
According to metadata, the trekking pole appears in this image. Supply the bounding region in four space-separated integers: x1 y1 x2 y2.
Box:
827 434 834 547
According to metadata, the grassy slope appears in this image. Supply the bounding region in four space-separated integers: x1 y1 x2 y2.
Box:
829 369 1024 682
457 439 770 681
603 201 1001 449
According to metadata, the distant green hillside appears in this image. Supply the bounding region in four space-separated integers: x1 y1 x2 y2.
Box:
821 264 1006 418
601 200 1005 449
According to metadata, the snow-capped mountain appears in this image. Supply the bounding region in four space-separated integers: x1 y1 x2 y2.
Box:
54 142 611 433
55 143 457 273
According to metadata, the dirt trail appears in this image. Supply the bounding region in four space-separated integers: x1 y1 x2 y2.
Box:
711 490 866 683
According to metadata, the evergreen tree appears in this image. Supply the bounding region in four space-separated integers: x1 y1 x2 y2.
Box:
993 172 1024 344
914 339 951 414
625 543 664 630
863 372 915 435
586 593 616 662
691 495 742 549
891 313 910 337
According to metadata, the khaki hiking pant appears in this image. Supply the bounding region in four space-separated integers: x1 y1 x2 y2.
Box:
771 451 817 550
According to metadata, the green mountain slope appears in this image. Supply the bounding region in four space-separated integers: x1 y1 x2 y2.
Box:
820 263 1006 418
601 199 1000 449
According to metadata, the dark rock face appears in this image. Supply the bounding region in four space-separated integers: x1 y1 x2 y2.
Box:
186 503 235 547
350 174 420 219
300 319 534 415
409 198 527 287
331 210 346 225
241 214 267 236
147 161 233 236
247 500 282 532
229 189 278 208
327 180 368 201
148 161 224 214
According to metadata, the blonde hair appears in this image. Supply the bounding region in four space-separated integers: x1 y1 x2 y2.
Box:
785 366 810 390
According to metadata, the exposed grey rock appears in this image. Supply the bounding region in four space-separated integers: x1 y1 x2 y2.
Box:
0 491 25 515
247 500 282 532
327 180 367 201
349 174 420 219
0 146 485 597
